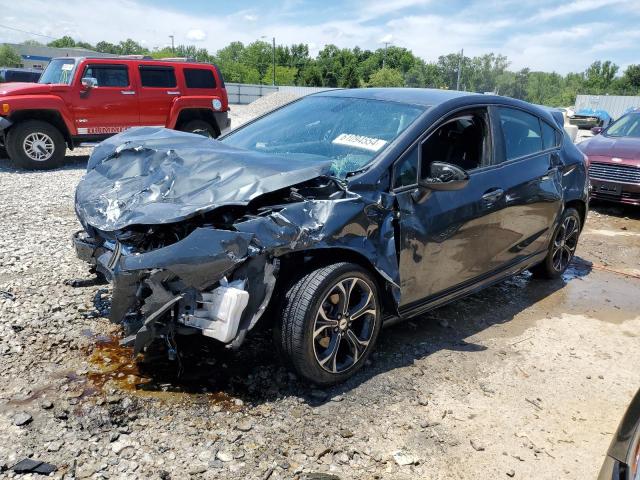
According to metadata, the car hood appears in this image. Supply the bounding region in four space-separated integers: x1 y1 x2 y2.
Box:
75 127 334 232
0 82 60 96
580 135 640 161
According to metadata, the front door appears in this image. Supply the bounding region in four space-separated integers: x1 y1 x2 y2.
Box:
394 107 497 308
72 63 139 136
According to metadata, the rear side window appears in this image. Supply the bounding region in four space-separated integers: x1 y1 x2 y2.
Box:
139 66 176 88
83 65 129 87
541 121 561 150
184 68 216 89
498 107 543 160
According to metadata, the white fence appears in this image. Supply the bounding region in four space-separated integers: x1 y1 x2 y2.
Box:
574 94 640 120
226 83 335 104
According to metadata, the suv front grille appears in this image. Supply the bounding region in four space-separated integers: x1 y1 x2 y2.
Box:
589 162 640 184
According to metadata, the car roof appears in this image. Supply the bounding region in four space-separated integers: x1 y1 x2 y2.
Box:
314 87 477 107
52 56 216 68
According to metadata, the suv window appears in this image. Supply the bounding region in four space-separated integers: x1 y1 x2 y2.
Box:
83 65 129 87
184 68 216 89
498 107 543 160
139 66 176 88
420 109 490 178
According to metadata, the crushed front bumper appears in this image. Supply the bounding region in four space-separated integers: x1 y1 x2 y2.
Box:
72 227 276 354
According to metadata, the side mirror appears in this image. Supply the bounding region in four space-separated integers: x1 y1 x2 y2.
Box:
591 126 603 135
81 77 98 90
420 162 470 191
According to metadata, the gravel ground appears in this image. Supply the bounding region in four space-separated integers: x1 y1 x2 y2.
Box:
0 104 639 480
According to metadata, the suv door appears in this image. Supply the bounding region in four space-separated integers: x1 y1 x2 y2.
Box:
72 63 140 136
137 65 178 126
482 106 563 271
393 107 499 309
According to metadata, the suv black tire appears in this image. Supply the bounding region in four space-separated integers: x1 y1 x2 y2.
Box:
180 119 217 138
531 207 581 279
276 262 381 386
6 120 66 170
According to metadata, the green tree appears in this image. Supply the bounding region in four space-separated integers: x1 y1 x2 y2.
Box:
0 45 22 67
262 66 297 85
117 39 148 55
95 41 120 54
584 60 619 94
47 36 76 48
368 68 404 87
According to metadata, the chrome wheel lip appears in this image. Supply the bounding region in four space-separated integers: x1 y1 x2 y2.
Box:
312 276 377 374
551 215 580 272
23 132 55 162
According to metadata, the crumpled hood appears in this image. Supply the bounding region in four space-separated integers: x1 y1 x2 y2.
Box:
75 127 333 232
580 135 640 160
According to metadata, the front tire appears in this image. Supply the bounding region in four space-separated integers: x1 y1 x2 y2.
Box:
179 119 217 138
6 120 66 170
531 207 581 279
277 262 381 386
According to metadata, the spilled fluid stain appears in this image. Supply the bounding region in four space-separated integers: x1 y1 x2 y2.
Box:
83 332 243 410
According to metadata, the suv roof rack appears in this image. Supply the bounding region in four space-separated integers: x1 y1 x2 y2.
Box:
158 57 197 62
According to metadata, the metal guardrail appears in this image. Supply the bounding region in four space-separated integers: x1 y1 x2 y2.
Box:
226 83 335 104
226 83 278 105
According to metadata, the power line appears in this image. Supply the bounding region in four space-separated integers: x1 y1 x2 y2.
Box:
0 24 56 40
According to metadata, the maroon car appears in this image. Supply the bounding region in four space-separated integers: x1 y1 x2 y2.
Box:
578 111 640 205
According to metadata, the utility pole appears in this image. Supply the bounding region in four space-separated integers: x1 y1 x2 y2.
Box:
456 48 463 91
169 35 175 54
382 41 391 69
272 36 276 86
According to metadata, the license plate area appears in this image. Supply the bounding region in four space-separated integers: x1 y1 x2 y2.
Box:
597 182 622 196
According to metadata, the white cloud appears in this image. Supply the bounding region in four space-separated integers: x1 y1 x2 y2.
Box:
2 0 639 74
531 0 629 21
186 29 206 42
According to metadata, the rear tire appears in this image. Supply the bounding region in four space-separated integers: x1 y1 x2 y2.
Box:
530 207 581 279
276 262 381 386
179 119 217 138
6 120 66 170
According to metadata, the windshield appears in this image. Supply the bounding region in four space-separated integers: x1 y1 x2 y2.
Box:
38 59 77 85
221 96 425 178
606 113 640 138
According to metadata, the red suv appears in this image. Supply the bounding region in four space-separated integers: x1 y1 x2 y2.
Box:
0 56 229 169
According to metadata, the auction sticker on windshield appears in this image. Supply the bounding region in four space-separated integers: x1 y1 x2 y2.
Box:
332 133 387 152
61 63 74 71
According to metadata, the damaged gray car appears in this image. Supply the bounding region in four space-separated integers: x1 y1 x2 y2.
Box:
73 88 589 385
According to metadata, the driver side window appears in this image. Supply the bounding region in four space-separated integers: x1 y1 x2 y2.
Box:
420 109 490 180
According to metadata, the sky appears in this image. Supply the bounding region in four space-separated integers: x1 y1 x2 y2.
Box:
1 0 639 74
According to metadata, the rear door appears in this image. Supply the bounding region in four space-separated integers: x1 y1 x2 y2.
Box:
481 106 563 271
137 65 179 126
71 63 139 136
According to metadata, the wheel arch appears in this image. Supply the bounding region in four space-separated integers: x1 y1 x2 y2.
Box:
565 198 587 228
275 247 398 319
7 110 72 147
173 108 219 136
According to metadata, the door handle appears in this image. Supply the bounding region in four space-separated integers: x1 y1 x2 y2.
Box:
167 91 181 95
482 188 504 203
121 90 135 95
